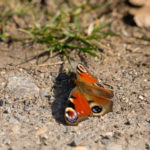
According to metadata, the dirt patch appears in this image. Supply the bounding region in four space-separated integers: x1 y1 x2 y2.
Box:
0 1 150 150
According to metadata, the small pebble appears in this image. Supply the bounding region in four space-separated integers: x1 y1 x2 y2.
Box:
144 93 148 97
10 124 20 133
4 107 11 113
35 127 47 136
105 132 113 137
40 73 45 79
139 95 144 100
3 139 11 145
40 90 48 97
15 114 25 120
1 82 5 86
24 106 30 112
44 72 50 78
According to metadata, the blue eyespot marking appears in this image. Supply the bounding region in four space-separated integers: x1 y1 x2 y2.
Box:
92 106 102 113
65 108 78 122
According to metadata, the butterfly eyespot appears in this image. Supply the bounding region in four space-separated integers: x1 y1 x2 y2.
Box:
92 106 102 113
95 83 104 88
77 64 87 73
65 107 78 123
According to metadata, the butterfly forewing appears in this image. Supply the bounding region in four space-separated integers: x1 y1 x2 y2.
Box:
77 64 98 83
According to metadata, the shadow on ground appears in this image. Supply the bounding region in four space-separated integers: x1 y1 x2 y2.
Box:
51 72 76 125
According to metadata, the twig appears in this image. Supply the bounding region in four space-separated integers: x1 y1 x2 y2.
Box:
36 61 64 67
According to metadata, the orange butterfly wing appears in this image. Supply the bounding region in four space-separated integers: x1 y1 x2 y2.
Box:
76 64 113 99
72 89 92 116
77 64 98 83
64 64 113 125
65 88 92 125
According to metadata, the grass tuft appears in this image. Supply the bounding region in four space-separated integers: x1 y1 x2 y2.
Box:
0 0 118 64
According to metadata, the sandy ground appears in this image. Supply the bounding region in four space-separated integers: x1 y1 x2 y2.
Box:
0 1 150 150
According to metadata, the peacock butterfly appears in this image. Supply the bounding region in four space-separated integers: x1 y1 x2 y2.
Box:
64 64 114 125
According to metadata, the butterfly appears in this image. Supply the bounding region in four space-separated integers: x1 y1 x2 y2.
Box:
64 64 114 125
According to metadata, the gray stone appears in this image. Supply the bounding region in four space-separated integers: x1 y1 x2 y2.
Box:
24 106 30 112
15 114 26 120
4 106 11 113
40 90 48 97
9 117 19 124
6 76 39 98
3 138 11 145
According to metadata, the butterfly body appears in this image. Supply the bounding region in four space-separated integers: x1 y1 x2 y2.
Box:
65 64 114 125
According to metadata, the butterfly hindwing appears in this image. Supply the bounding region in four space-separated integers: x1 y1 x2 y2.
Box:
65 88 92 125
